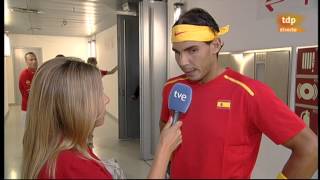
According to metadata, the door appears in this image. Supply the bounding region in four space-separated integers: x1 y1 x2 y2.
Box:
255 51 290 104
118 15 140 139
219 50 290 105
218 52 255 78
13 47 43 105
265 51 290 104
139 0 167 160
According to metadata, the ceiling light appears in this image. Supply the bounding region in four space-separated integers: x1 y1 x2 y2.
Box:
29 27 42 31
122 2 130 11
5 0 10 25
10 7 44 14
5 32 11 57
174 2 184 23
115 10 136 16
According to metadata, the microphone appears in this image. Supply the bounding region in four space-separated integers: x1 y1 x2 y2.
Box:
168 83 192 125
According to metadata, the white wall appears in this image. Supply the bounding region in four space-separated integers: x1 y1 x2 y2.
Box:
4 56 9 117
6 52 15 105
167 0 318 178
96 25 118 119
6 34 89 105
10 34 89 62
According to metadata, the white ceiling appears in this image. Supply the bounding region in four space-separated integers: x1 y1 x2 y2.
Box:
5 0 139 37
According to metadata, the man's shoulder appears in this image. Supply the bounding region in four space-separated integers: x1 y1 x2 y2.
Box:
224 68 269 96
161 74 188 95
20 68 28 74
19 68 29 78
100 69 108 76
164 74 188 87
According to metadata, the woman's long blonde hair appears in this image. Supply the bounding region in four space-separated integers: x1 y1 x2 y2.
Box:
21 57 104 179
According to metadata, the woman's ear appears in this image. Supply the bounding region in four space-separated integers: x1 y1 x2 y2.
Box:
210 38 224 54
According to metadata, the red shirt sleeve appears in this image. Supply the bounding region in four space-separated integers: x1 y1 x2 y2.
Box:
249 81 306 145
160 84 171 123
100 70 108 76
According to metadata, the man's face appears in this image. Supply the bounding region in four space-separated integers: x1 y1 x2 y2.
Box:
172 41 216 82
25 54 38 70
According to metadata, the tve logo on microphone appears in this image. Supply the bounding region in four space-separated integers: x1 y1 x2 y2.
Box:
168 83 192 113
174 90 187 101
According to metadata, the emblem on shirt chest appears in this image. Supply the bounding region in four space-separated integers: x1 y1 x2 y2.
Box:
26 80 31 85
216 99 231 109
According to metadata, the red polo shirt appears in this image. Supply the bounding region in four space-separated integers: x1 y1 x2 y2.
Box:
160 68 305 178
38 148 112 179
19 68 36 111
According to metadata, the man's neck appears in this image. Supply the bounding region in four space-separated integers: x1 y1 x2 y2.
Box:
199 65 225 84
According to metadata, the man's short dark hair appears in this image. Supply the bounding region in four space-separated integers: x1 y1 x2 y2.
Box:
24 52 37 60
55 54 65 57
173 8 220 34
87 57 97 65
173 8 224 56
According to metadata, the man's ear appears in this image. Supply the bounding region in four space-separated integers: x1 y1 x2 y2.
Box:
210 38 224 54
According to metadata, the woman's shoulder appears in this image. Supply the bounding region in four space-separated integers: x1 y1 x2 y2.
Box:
39 149 112 179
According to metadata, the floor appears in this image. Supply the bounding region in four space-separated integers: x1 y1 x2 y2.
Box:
4 105 152 179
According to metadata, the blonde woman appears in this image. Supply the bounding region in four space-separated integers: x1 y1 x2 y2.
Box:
22 57 182 179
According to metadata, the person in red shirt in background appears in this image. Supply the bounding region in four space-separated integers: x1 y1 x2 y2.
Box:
22 57 182 179
87 57 118 77
160 8 317 179
19 51 38 128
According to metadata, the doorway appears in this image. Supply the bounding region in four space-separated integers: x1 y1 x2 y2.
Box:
117 0 168 160
118 15 140 139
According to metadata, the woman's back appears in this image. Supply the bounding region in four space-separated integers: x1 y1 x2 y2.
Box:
22 58 108 178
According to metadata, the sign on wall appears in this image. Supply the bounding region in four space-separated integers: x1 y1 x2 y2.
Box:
256 0 317 20
295 47 318 135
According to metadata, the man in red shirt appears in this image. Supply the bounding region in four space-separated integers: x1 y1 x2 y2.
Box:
160 8 318 179
87 57 118 77
19 52 38 127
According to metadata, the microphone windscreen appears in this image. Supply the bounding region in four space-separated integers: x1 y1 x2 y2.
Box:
168 83 192 113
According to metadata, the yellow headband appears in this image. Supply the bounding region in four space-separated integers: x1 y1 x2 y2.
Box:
171 24 230 43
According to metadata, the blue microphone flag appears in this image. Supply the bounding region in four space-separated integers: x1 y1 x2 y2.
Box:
168 83 192 113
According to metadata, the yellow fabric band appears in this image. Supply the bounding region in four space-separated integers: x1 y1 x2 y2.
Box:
276 172 288 179
171 24 230 43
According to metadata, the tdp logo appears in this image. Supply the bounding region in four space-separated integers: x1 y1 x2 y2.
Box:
277 13 304 32
281 16 296 25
